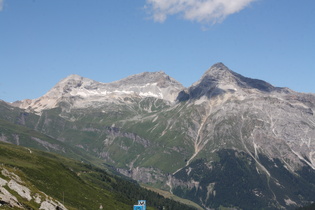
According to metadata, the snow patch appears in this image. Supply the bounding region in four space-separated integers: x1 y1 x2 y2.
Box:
113 90 135 95
218 83 237 92
139 91 163 98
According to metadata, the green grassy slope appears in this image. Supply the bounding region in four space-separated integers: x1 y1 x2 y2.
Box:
0 142 196 210
0 118 110 168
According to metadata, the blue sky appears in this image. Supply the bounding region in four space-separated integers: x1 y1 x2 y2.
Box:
0 0 314 102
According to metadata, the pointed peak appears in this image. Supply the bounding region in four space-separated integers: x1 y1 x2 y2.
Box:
57 75 85 87
197 62 234 83
58 74 97 86
204 62 232 75
178 63 278 102
210 62 229 70
202 63 276 92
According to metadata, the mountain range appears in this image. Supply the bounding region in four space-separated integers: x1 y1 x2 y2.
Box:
1 62 315 209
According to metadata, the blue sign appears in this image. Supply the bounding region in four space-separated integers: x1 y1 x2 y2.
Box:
138 200 146 210
133 205 143 210
138 200 146 206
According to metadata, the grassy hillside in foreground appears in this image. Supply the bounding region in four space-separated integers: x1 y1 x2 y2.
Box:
0 142 196 210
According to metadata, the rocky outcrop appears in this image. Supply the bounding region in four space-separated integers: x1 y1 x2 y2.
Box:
0 167 67 209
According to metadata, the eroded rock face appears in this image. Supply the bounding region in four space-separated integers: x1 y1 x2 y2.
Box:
117 167 166 184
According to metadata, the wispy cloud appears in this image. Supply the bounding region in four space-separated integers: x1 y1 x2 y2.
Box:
145 0 256 24
0 0 4 11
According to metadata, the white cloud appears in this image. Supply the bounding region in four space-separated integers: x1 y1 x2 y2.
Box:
0 0 4 11
145 0 256 24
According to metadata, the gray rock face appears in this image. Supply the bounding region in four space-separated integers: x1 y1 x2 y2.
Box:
170 64 315 178
177 63 284 101
12 71 184 113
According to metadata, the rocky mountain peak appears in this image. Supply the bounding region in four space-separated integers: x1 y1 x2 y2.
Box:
197 62 236 87
56 74 98 91
177 63 279 101
202 62 231 76
110 71 182 89
12 71 184 113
